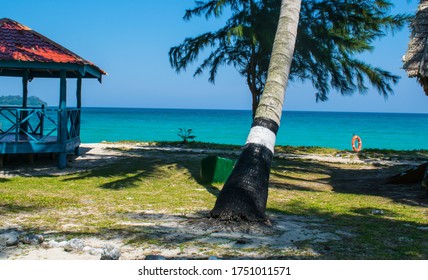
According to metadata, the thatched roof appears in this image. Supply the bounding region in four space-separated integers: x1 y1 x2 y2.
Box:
403 0 428 95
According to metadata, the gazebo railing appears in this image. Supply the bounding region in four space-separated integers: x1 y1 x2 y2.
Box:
66 108 81 140
0 106 80 144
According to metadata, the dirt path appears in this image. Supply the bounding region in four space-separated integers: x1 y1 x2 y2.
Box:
0 143 420 178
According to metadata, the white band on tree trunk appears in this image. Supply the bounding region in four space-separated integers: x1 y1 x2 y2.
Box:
245 126 276 154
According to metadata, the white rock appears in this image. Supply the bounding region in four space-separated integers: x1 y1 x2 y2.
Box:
83 246 92 252
64 238 85 252
22 234 44 245
100 245 121 260
57 241 68 247
48 240 60 248
90 248 102 256
0 231 20 247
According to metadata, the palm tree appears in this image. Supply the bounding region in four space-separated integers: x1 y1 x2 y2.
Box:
170 0 277 118
170 0 410 118
210 0 302 222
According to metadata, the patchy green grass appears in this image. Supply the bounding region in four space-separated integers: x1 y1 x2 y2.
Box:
1 155 217 231
269 158 428 259
275 145 340 155
1 147 427 259
114 140 242 151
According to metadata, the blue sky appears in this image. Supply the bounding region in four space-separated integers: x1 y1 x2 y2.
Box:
0 0 426 113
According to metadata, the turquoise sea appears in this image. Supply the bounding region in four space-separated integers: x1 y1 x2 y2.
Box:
80 108 428 151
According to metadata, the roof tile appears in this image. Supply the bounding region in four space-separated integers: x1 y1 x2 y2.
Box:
0 18 105 75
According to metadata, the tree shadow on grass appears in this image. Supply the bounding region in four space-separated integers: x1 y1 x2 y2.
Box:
270 157 427 208
64 147 427 203
61 148 222 197
0 203 42 215
62 156 161 190
328 165 427 206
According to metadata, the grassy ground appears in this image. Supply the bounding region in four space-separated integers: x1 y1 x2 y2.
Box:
1 143 427 259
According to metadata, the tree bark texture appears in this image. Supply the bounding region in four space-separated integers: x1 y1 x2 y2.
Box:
255 0 301 124
210 0 302 222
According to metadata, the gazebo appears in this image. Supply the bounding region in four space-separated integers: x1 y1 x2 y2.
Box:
403 0 428 95
0 18 106 168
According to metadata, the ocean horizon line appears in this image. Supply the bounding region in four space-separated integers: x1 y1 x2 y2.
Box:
74 106 428 115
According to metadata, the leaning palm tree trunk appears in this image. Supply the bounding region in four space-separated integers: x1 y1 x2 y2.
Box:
210 0 302 222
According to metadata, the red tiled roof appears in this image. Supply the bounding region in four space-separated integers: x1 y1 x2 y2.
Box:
0 18 105 75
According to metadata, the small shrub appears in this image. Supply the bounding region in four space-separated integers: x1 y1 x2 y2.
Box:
177 128 196 144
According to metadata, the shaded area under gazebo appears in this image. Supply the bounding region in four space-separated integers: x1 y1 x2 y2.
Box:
0 18 106 168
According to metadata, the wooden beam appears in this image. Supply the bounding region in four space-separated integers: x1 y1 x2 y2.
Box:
0 61 103 79
20 71 29 134
76 76 82 109
58 70 67 169
22 71 28 108
75 75 82 157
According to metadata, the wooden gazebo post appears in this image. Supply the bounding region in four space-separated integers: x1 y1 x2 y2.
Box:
22 71 28 108
21 71 29 133
58 70 67 169
75 75 82 156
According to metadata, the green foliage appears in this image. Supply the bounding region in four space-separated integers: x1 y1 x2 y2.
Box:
177 128 196 143
0 95 47 106
293 0 410 101
169 0 411 113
